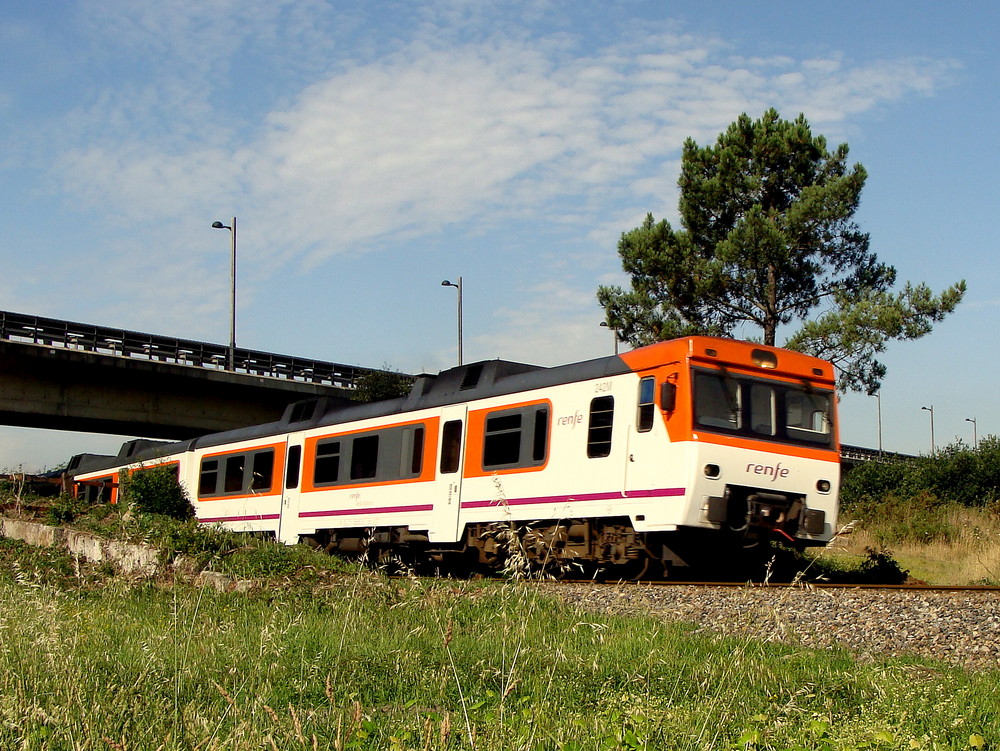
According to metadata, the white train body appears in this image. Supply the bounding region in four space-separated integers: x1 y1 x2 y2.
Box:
69 336 840 574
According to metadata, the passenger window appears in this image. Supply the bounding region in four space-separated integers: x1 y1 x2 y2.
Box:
84 475 115 504
400 426 425 477
314 440 341 485
440 420 463 474
411 427 425 475
198 459 219 496
251 450 274 491
350 435 379 480
637 377 655 432
224 455 245 493
481 404 549 470
588 396 614 458
532 408 549 462
483 413 523 467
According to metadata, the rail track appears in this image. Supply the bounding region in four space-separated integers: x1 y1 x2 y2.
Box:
552 578 1000 592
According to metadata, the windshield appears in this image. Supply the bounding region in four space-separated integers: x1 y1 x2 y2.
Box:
693 369 834 448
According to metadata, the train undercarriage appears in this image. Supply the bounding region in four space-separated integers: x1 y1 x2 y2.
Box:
299 486 827 579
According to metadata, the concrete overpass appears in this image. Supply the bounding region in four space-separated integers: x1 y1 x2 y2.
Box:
3 310 906 466
0 310 383 439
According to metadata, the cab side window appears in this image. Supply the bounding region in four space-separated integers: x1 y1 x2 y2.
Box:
588 396 614 458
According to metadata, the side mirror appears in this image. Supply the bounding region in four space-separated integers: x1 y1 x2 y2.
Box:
660 382 677 412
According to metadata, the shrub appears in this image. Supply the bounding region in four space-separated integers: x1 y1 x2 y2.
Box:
844 491 958 546
118 465 193 520
839 547 909 584
841 436 1000 512
45 494 90 524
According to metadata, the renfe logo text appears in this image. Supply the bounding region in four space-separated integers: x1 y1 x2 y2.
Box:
746 462 789 481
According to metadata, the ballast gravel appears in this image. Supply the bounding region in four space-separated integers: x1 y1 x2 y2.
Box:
545 583 1000 671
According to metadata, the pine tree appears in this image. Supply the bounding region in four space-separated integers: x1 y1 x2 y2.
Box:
597 109 965 392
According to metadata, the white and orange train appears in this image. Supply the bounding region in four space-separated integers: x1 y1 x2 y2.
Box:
68 336 840 576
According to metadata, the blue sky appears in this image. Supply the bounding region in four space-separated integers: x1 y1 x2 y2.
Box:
1 0 996 470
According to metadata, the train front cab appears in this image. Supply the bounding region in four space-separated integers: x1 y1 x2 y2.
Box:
621 337 840 563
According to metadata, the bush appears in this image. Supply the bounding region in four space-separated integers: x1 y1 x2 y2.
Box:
844 491 959 546
45 494 90 524
838 547 909 584
841 436 1000 512
118 465 193 520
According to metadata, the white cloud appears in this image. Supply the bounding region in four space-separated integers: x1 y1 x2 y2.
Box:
24 5 961 363
50 11 959 276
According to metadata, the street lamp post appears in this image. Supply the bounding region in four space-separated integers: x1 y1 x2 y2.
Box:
921 405 935 456
872 391 883 455
441 277 463 366
211 217 237 371
600 321 619 355
966 417 978 449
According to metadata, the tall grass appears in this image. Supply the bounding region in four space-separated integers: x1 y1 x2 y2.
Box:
0 538 998 750
838 439 1000 585
834 503 1000 585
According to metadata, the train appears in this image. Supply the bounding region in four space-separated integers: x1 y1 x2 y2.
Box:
67 336 840 578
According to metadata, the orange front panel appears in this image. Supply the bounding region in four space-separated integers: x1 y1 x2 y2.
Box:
622 337 839 451
621 336 836 387
692 431 841 463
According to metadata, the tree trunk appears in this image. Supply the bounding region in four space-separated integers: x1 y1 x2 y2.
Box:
764 264 778 345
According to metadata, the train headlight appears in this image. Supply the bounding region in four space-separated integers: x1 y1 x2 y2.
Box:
704 464 721 478
816 479 831 493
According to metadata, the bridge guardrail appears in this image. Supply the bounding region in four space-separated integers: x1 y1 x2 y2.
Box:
0 310 381 389
840 443 916 464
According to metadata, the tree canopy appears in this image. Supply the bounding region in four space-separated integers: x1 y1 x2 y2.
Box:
351 365 415 402
597 109 965 393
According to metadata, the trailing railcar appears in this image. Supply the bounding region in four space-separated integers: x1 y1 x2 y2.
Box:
68 336 840 577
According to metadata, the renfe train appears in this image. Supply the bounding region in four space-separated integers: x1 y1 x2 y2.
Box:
68 336 840 577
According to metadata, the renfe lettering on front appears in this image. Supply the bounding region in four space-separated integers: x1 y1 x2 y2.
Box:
746 462 789 481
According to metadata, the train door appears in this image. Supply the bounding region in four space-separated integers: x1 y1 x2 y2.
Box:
623 372 661 493
277 438 304 545
430 406 467 543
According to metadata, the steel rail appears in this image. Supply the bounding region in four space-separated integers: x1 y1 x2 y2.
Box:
551 579 1000 592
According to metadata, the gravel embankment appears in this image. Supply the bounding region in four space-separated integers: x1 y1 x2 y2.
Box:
546 583 1000 671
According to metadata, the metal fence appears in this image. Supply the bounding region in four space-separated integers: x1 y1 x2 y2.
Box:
0 310 380 389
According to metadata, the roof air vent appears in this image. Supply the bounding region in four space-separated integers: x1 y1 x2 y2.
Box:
460 363 484 390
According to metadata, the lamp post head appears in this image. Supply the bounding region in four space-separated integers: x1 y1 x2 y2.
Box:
441 280 458 289
212 221 231 230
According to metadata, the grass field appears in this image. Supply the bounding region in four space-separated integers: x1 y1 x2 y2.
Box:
1 535 998 751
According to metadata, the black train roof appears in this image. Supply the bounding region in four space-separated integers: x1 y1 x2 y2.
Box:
69 353 632 474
